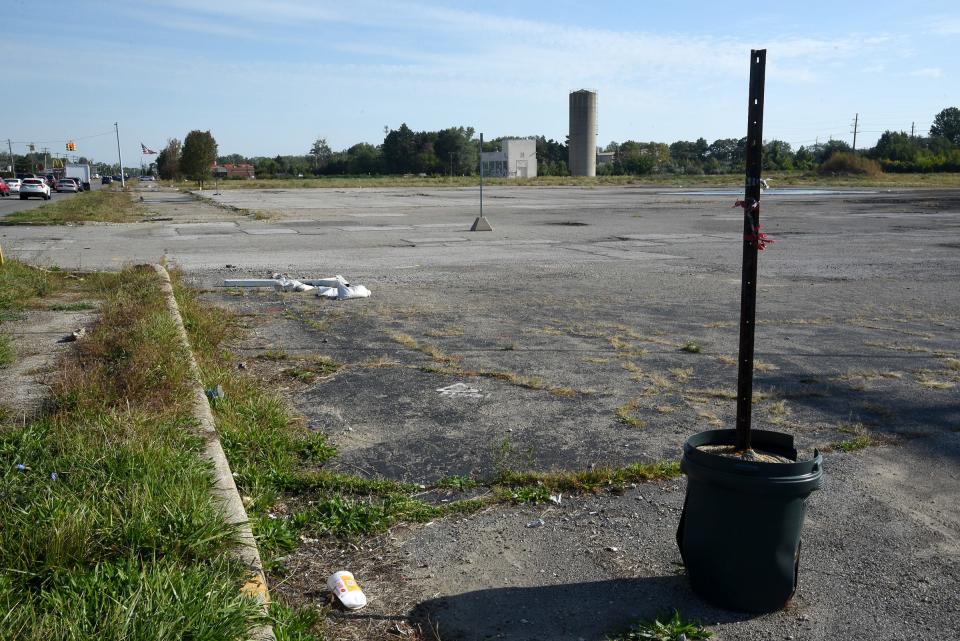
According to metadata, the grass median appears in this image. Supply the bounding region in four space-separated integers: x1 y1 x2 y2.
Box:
0 264 262 640
2 188 144 225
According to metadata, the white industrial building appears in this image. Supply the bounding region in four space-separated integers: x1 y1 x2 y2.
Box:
480 138 537 178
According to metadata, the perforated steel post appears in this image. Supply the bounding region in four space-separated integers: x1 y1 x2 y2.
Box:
735 49 766 452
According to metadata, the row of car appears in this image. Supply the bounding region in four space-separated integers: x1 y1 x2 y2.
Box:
0 175 85 199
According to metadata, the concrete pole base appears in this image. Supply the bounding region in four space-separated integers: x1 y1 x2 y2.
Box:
471 216 493 231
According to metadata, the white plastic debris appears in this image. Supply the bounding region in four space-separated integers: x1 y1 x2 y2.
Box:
224 273 370 299
273 274 315 292
327 571 367 610
526 518 545 528
549 493 562 505
315 275 371 300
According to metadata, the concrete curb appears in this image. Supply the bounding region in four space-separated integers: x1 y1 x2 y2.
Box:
152 264 275 641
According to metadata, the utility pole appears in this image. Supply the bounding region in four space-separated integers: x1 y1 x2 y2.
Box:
6 139 12 175
910 122 915 138
851 113 859 152
115 122 125 188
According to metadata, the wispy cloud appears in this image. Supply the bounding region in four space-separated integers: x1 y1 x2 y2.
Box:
910 67 944 78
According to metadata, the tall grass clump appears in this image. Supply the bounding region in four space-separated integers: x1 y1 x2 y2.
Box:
819 152 882 177
0 265 261 640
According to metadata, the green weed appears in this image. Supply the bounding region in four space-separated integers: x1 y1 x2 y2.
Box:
609 610 712 640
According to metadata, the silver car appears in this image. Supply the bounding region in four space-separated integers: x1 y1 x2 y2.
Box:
57 178 80 193
5 178 21 194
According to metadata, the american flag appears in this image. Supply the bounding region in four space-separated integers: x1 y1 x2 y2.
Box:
141 143 157 154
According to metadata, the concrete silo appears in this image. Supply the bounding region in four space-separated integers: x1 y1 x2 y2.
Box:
568 89 597 177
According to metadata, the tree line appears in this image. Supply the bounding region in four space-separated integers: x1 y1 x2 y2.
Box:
154 107 960 180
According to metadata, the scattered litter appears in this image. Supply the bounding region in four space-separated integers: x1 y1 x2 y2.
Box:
436 383 484 399
549 493 562 505
15 464 27 472
327 571 368 610
49 472 58 481
223 273 371 300
526 518 545 528
205 384 225 400
605 546 620 552
238 362 247 370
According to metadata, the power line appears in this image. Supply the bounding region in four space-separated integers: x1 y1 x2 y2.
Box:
1 130 115 145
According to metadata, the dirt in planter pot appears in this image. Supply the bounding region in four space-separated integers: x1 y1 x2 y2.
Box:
697 445 794 464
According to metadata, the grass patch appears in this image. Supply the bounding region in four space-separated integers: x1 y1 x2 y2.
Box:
389 331 456 363
424 326 465 338
256 349 289 361
753 359 779 372
2 189 145 225
830 435 873 452
616 400 647 428
0 265 263 639
0 261 65 313
609 610 712 641
0 333 13 366
45 301 98 311
284 356 341 383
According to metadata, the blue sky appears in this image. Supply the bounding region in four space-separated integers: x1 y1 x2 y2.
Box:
2 0 958 165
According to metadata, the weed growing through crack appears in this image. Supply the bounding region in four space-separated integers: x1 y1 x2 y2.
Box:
424 326 465 338
435 475 479 490
754 359 779 372
765 399 792 426
610 610 712 641
256 349 289 361
831 435 873 452
681 341 702 354
616 400 647 428
284 356 342 383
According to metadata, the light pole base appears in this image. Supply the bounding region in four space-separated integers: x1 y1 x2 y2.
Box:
470 216 492 232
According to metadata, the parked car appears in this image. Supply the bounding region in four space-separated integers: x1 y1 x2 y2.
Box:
101 175 113 185
0 178 9 197
20 177 51 200
139 175 155 181
56 178 79 193
5 178 21 194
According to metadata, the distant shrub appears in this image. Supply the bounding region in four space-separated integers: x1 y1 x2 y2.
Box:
819 152 882 176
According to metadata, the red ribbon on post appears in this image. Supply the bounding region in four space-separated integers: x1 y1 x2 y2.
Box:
733 199 775 251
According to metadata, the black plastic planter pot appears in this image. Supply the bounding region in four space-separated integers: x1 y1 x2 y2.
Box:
676 429 823 613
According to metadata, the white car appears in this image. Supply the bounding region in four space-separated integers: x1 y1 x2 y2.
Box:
139 175 155 181
5 178 21 194
20 178 51 200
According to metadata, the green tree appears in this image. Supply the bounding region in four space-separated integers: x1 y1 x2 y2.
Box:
310 137 332 171
382 124 417 173
156 138 181 180
762 140 794 170
870 131 920 162
180 130 217 188
930 107 960 146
